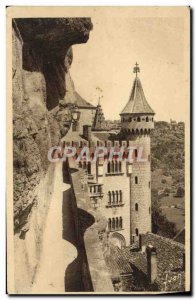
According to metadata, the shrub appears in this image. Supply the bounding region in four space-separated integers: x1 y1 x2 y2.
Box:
151 198 177 238
176 187 185 198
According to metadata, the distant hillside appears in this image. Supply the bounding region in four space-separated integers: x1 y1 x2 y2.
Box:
151 121 185 189
151 121 185 241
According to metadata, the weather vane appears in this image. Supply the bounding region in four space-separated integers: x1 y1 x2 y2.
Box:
133 62 140 77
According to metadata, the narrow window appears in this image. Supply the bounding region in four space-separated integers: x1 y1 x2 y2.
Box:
112 191 115 204
135 203 138 211
112 218 115 230
119 161 122 172
119 190 122 203
107 162 110 173
135 176 138 184
137 116 141 122
119 217 123 229
87 161 91 175
112 161 115 173
134 149 138 158
135 228 139 236
149 181 151 188
108 218 111 231
116 217 119 230
116 191 119 204
108 191 111 205
146 116 149 122
115 161 118 172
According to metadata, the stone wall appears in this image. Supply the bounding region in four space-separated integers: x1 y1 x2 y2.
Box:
68 158 114 292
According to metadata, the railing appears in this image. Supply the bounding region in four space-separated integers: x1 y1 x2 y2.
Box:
106 202 124 208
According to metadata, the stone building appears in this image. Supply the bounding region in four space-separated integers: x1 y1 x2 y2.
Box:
64 64 155 247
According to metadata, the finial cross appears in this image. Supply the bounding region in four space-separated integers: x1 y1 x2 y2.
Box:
133 62 140 77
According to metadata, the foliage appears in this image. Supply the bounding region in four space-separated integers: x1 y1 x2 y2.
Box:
151 196 177 238
176 187 185 198
151 121 185 188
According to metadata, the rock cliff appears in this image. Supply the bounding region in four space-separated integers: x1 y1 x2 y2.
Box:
12 18 92 292
13 18 93 232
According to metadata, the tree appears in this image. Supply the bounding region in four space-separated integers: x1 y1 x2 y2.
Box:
151 198 177 238
176 187 185 198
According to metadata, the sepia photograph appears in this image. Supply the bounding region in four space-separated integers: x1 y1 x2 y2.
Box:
6 6 190 295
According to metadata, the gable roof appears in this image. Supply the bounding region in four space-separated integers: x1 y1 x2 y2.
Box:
74 91 96 109
120 77 154 115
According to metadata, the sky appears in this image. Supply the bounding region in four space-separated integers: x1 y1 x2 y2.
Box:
70 8 189 122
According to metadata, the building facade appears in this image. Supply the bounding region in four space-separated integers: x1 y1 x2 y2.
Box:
64 65 155 247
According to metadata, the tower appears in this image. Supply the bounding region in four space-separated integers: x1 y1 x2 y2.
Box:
120 63 155 242
92 97 106 130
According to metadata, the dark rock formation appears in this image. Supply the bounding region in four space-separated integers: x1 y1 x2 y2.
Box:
12 18 93 232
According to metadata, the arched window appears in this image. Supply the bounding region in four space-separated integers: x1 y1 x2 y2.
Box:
112 191 115 204
112 218 115 230
116 191 119 204
116 217 119 229
135 203 138 211
87 161 91 174
108 218 111 231
112 161 115 173
119 217 123 229
146 116 149 122
119 190 122 203
129 117 132 122
135 176 138 184
119 161 122 172
134 149 138 158
83 161 86 169
108 191 111 205
135 228 139 236
107 162 110 173
152 117 154 122
137 116 141 122
115 161 118 172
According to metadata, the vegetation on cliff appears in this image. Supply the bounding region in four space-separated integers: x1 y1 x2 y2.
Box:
151 121 185 240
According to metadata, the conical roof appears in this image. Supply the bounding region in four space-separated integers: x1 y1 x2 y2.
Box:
120 77 154 115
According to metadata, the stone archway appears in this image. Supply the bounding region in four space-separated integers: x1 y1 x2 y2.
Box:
110 232 126 249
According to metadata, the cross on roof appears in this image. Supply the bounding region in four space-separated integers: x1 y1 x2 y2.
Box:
133 62 140 77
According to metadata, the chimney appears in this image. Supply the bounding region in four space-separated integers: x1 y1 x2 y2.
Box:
146 245 157 283
139 234 146 253
83 125 92 141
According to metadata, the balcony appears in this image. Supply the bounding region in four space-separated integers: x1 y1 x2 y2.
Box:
106 202 124 208
105 172 124 176
89 184 104 198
